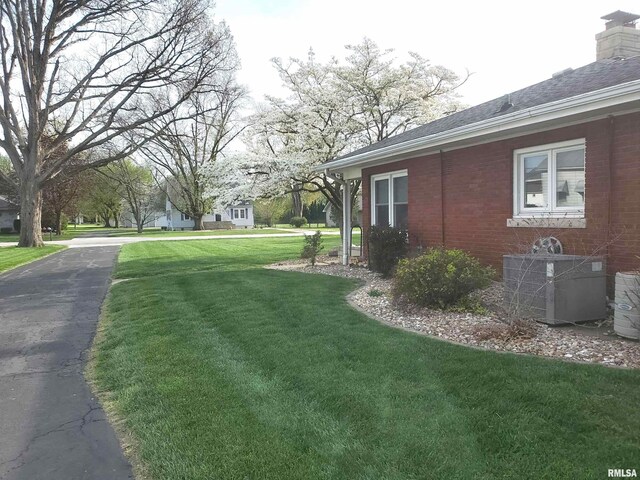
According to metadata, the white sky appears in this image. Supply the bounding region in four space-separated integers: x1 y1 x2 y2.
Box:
215 0 640 107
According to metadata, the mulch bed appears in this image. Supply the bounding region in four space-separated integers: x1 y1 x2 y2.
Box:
268 257 640 368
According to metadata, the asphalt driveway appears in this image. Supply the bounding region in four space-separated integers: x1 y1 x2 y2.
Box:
0 247 132 479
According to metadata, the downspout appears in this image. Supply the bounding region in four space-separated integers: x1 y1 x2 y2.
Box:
325 169 351 266
440 150 446 247
606 115 615 262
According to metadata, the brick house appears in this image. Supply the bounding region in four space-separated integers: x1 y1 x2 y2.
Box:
322 11 640 278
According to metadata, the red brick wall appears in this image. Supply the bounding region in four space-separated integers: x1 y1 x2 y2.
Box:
361 112 640 277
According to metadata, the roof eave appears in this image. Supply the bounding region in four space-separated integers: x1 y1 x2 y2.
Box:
318 78 640 174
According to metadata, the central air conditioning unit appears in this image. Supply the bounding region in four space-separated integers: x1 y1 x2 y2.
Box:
503 254 607 325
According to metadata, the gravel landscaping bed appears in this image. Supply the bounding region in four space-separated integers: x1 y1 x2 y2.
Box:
268 257 640 368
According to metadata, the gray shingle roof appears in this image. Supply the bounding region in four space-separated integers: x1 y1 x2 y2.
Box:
0 196 18 211
335 56 640 161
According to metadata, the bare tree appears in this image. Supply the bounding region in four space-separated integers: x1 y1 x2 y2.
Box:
0 0 234 246
41 165 92 234
38 134 90 233
99 159 159 233
141 80 245 230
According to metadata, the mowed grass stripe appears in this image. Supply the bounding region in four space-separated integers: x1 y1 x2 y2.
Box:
0 245 66 273
178 270 486 478
114 236 346 279
96 269 486 479
93 238 640 479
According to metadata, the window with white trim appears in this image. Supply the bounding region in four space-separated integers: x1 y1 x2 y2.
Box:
181 213 191 221
371 171 408 229
514 139 585 217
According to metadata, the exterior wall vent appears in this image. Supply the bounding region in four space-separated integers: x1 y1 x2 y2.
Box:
552 68 573 78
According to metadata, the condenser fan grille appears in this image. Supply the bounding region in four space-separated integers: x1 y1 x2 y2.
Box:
532 236 563 255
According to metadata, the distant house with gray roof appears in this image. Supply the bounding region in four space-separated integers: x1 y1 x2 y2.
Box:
0 196 19 232
163 197 255 230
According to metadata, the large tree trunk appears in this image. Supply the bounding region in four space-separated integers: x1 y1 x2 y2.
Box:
18 180 44 247
100 209 112 227
135 212 144 233
193 214 204 230
292 190 303 217
55 210 63 235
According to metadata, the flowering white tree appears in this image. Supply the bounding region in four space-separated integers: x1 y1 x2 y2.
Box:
234 38 467 221
337 39 463 144
204 147 310 210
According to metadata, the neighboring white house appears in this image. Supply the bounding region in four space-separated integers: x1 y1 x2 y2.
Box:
121 211 166 229
0 196 19 232
324 195 363 228
165 198 254 230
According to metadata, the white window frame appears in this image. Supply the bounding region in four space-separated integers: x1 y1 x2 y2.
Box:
513 139 585 218
371 169 408 228
181 213 191 221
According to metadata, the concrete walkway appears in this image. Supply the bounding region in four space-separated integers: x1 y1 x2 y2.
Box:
0 230 339 249
0 247 133 480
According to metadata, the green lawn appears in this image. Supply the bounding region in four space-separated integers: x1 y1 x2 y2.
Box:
92 237 640 480
0 225 293 243
0 224 125 243
107 227 290 238
0 245 66 273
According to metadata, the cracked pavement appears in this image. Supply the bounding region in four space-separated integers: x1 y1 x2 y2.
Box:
0 247 133 480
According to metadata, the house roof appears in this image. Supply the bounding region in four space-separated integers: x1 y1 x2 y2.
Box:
0 196 18 211
324 56 640 170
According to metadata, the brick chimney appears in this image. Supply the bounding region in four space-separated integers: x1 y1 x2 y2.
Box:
596 11 640 60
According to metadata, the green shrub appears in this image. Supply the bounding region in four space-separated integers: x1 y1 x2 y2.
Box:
60 213 69 232
290 216 308 228
367 289 383 297
0 227 12 234
392 248 494 310
446 295 489 315
301 231 323 266
367 225 408 278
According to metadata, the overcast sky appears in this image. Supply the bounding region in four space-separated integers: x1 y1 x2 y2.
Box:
215 0 640 107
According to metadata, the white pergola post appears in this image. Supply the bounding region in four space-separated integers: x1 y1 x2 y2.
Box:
342 180 351 266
